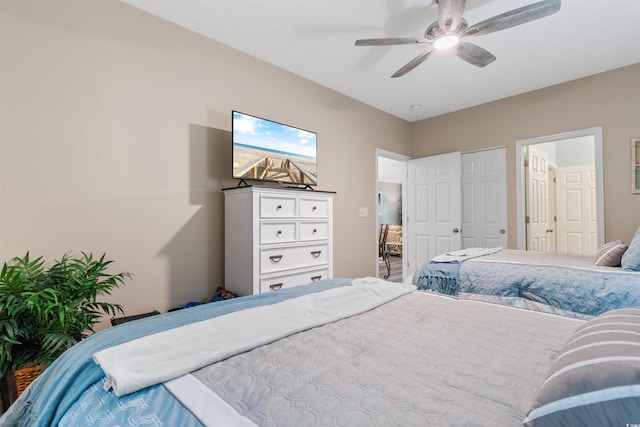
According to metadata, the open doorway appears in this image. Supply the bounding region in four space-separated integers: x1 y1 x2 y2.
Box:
376 149 409 282
516 127 604 254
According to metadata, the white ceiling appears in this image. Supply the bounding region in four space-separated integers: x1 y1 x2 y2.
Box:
122 0 640 122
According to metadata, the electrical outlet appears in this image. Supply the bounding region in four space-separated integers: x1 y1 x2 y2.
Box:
359 207 368 217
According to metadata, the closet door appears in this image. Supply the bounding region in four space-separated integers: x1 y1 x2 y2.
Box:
460 148 507 248
555 164 597 254
407 152 461 273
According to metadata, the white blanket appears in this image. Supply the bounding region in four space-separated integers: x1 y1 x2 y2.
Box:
94 278 415 396
430 246 502 263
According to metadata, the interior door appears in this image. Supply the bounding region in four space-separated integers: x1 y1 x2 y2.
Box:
460 148 507 248
526 146 550 251
407 152 461 274
556 165 597 254
547 166 557 253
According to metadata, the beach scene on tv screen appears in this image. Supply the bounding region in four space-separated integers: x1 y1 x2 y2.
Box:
233 112 317 185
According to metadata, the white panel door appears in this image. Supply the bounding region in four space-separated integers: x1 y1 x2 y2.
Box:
547 166 558 253
526 146 550 252
460 148 507 249
556 165 597 255
407 152 461 274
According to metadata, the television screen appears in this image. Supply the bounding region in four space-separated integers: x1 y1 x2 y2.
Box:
232 111 317 186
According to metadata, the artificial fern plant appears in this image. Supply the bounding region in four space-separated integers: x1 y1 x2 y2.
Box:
0 252 131 378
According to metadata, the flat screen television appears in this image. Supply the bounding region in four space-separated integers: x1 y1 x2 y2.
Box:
232 111 317 187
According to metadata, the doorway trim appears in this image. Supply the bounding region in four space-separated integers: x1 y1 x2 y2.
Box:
515 127 604 250
375 149 410 280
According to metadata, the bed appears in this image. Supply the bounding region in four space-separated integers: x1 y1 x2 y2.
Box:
1 276 639 427
413 247 640 319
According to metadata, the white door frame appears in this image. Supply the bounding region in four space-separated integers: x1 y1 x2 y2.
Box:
516 127 604 250
375 149 410 280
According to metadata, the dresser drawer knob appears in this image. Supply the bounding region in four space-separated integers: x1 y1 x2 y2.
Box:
276 204 282 210
269 255 283 263
310 250 322 258
269 283 283 290
313 228 317 233
312 206 317 211
310 275 322 281
276 230 282 235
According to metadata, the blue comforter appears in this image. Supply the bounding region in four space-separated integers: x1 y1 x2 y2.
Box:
0 279 352 427
458 261 640 317
413 252 640 318
413 261 461 295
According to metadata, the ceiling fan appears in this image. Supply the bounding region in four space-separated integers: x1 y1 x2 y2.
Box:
355 0 561 77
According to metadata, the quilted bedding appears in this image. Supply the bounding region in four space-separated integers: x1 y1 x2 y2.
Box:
0 280 352 427
414 249 640 318
191 292 582 426
458 250 640 318
0 278 592 427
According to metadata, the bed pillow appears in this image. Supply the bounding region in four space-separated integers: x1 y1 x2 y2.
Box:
621 226 640 271
523 307 640 427
592 240 627 266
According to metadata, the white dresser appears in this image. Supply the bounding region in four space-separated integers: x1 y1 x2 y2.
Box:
223 186 335 296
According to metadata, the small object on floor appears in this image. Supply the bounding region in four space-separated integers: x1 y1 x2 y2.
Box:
183 288 239 309
183 301 203 309
110 310 160 326
214 287 238 300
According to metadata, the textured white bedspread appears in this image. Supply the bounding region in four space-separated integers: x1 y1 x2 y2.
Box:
94 278 414 396
192 292 583 426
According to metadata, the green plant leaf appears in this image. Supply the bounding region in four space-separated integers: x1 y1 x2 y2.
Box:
0 251 132 376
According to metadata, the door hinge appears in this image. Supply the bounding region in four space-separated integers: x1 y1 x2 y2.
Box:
525 215 530 224
524 159 529 167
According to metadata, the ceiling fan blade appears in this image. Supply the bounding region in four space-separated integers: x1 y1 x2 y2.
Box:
438 0 467 32
391 49 433 78
464 0 560 37
456 42 496 67
355 38 426 46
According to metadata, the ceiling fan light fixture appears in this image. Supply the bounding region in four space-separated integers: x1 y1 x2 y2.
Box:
433 34 460 50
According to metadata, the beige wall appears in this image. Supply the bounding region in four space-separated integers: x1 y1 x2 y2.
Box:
0 0 411 324
411 64 640 248
2 1 638 327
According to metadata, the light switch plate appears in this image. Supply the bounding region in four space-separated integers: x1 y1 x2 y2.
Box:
359 207 368 217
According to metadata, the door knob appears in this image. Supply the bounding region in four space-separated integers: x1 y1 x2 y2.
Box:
453 228 459 233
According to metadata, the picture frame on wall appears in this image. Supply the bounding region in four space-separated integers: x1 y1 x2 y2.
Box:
632 138 640 194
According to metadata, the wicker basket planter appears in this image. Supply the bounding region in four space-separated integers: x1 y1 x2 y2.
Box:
0 365 43 409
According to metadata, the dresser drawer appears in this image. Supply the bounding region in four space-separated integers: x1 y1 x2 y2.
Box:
260 243 329 274
299 221 329 241
260 222 297 244
259 268 328 293
260 195 297 218
300 197 329 218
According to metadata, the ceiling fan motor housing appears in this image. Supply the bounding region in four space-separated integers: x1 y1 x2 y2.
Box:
425 18 468 42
